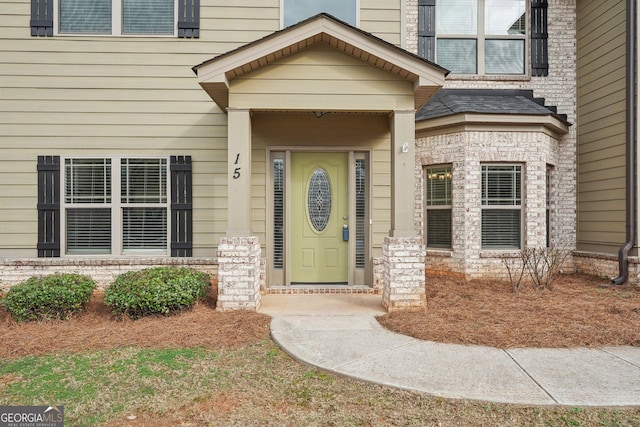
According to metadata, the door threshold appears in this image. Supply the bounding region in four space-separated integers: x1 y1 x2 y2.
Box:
264 286 381 295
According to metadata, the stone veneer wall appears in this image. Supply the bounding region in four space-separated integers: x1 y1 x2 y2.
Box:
408 0 577 280
0 258 218 290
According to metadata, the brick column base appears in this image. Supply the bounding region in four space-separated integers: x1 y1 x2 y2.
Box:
216 236 262 311
382 236 426 311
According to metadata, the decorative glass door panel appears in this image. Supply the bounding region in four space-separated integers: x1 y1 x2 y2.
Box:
290 152 348 284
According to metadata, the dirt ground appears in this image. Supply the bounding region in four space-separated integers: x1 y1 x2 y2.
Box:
1 274 640 358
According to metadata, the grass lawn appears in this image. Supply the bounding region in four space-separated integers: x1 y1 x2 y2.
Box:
1 274 640 426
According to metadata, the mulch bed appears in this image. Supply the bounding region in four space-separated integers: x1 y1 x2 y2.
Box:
378 274 640 348
0 287 271 360
2 274 640 358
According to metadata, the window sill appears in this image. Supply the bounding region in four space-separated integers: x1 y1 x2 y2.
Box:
426 249 453 257
480 250 521 258
446 74 531 82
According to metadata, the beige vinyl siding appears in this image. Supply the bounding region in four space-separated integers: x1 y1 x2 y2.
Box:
0 0 281 257
251 113 391 254
577 0 627 254
360 0 402 46
0 0 406 257
229 45 415 110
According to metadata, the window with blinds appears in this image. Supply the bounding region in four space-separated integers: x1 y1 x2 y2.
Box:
63 157 169 255
64 159 112 254
436 0 525 75
273 158 284 269
425 166 452 249
355 159 366 268
481 164 522 249
121 159 168 253
123 0 174 35
58 0 175 35
60 0 112 34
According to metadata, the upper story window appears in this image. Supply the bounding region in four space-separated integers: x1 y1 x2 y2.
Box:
30 0 198 38
58 0 175 35
419 0 528 76
283 0 357 27
438 0 526 75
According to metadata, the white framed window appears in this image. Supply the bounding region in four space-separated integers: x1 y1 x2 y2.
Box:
425 165 452 249
436 0 526 75
481 164 522 249
282 0 358 28
56 0 177 36
62 157 169 256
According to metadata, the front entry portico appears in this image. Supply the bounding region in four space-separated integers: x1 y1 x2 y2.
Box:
192 14 447 311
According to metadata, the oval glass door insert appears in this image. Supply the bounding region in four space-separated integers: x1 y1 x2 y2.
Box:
308 168 332 232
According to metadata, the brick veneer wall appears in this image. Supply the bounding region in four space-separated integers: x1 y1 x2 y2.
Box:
408 0 578 280
0 258 218 290
417 130 566 279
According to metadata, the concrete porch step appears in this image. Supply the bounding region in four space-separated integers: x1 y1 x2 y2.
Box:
263 286 381 295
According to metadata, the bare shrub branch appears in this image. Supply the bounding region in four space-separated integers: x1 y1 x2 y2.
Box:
523 245 570 290
501 254 527 293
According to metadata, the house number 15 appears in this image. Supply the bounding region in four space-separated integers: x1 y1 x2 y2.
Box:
233 153 241 179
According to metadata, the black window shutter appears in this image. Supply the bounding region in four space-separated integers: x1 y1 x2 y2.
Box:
31 0 53 37
418 0 436 62
171 156 193 257
178 0 200 38
531 0 549 76
37 156 60 257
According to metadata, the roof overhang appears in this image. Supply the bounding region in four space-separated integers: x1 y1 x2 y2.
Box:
415 112 571 139
192 14 448 111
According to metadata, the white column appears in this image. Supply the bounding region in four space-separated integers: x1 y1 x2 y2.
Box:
226 108 252 236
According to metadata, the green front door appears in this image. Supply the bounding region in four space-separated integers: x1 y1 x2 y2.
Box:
291 152 349 284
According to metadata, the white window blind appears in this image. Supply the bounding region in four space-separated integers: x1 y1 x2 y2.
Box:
58 0 175 35
481 165 522 249
121 158 167 204
355 159 366 268
273 158 284 269
63 157 168 255
65 158 111 204
66 208 112 254
59 0 112 34
122 207 167 251
123 0 174 35
121 158 168 253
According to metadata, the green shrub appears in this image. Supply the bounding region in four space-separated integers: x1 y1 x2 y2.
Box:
1 273 96 322
104 267 210 319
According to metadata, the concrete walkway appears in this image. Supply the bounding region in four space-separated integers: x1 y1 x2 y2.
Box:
258 294 640 407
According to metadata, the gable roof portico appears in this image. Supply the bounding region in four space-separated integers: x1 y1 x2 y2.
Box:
192 13 448 112
192 14 448 267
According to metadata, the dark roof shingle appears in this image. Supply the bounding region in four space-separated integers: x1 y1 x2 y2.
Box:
416 89 570 125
